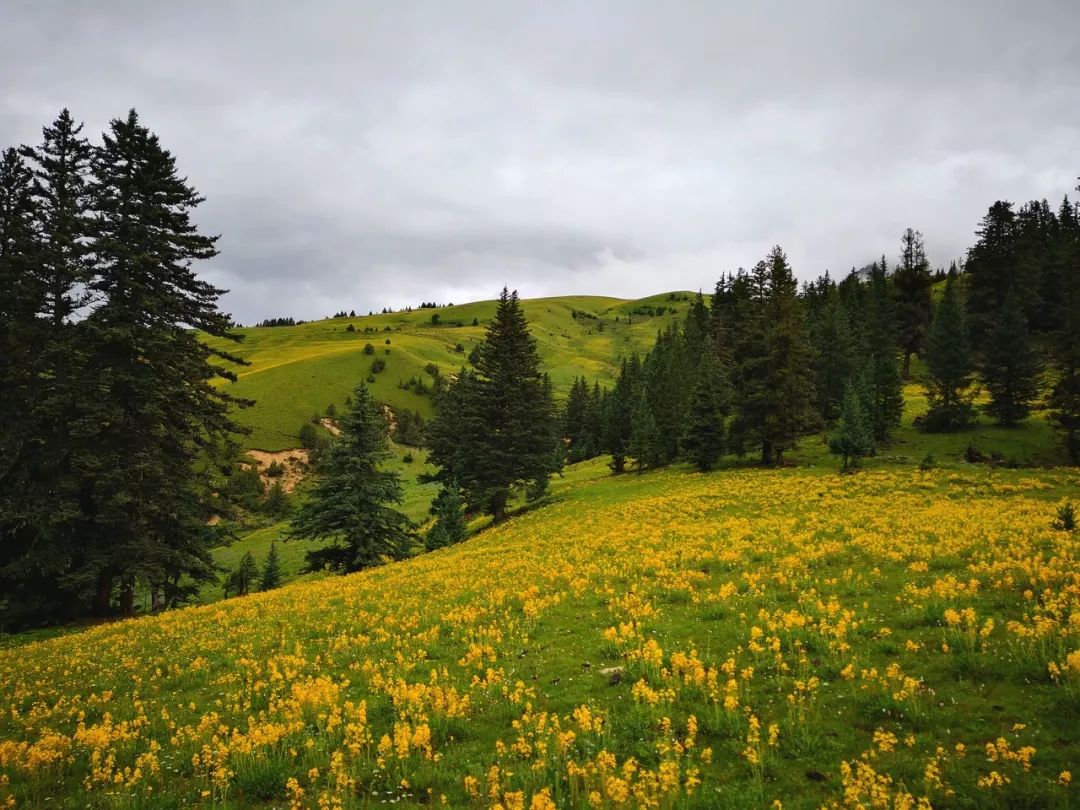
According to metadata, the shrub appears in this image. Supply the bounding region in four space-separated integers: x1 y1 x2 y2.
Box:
430 313 440 325
454 343 464 353
363 342 375 355
265 460 285 478
919 453 935 471
385 337 391 343
402 452 414 464
345 323 355 332
964 440 984 464
326 403 336 418
1053 502 1076 532
370 357 386 374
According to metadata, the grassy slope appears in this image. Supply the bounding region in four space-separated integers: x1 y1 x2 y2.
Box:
2 461 1077 808
207 294 692 451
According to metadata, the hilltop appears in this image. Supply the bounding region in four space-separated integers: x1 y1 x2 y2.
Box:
206 293 695 452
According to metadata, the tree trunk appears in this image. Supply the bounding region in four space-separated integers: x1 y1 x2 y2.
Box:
119 581 135 617
93 573 113 617
761 441 774 466
491 490 508 524
902 351 912 380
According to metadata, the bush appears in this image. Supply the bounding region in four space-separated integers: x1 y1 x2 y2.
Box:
1053 502 1076 532
298 422 319 450
919 453 935 471
430 313 440 325
454 343 464 353
263 481 289 516
326 403 336 418
345 323 355 332
964 440 984 464
402 452 414 464
370 357 386 374
363 342 374 355
265 460 285 478
366 373 376 383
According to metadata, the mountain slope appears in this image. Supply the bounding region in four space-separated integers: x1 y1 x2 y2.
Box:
207 293 695 451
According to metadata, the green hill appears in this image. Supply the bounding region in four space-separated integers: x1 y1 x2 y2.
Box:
207 293 695 451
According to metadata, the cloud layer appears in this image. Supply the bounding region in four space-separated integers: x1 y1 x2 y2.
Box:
3 1 1078 323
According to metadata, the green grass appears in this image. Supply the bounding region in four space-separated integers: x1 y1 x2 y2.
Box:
205 293 692 451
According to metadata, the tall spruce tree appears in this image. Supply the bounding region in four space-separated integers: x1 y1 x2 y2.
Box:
680 356 728 471
629 390 662 473
1049 197 1080 463
921 276 976 432
811 281 856 424
290 382 412 571
862 262 905 441
602 355 640 473
893 230 934 378
981 286 1041 425
426 288 560 521
965 201 1018 350
259 539 283 591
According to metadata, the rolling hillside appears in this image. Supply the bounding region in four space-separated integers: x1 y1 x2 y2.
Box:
206 293 695 451
2 462 1077 808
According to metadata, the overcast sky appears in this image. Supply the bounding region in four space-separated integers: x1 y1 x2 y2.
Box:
3 2 1078 323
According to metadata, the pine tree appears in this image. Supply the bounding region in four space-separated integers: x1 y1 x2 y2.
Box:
290 382 412 571
40 109 250 617
227 551 259 597
680 357 728 471
921 277 976 432
425 482 467 550
1050 205 1080 463
981 286 1041 425
862 263 905 442
893 229 934 378
426 288 560 522
602 355 640 473
829 380 874 471
965 201 1019 349
811 281 856 423
629 391 662 473
260 540 283 591
563 376 591 462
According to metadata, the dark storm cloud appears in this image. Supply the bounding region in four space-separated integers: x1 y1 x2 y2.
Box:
3 1 1079 323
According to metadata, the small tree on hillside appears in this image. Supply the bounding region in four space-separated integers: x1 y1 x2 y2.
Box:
260 539 282 591
922 277 976 432
425 482 467 551
225 551 259 597
981 286 1041 425
289 382 412 572
829 380 874 471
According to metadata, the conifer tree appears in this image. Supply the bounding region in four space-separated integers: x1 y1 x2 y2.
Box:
681 357 728 471
862 263 905 442
58 109 250 617
981 286 1041 425
829 380 874 471
811 282 856 423
602 355 640 473
260 540 283 591
425 482 467 550
1050 207 1080 463
921 277 976 432
426 288 560 521
290 382 412 571
629 391 662 473
965 201 1019 349
227 551 259 597
893 230 934 378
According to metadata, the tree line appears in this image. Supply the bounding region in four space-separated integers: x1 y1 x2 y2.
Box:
1 109 248 627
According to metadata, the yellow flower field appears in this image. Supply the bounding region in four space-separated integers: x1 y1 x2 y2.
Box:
1 465 1078 808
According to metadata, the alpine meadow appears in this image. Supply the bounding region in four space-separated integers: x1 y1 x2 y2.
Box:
2 5 1080 810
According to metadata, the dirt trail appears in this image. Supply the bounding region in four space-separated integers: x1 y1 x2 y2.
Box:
246 449 310 493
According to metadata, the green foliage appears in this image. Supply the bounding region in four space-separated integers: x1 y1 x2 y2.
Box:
263 480 289 517
981 287 1041 425
829 380 875 471
363 342 374 355
922 277 976 432
426 289 562 522
259 539 283 591
222 465 265 511
680 358 728 472
288 383 412 572
224 551 259 598
629 391 662 473
425 483 467 551
893 229 934 378
1053 502 1076 532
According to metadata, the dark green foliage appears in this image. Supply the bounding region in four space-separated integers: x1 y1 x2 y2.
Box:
264 480 289 517
861 263 905 442
425 483 467 551
259 540 282 591
981 287 1041 425
919 453 936 471
430 312 440 325
427 289 561 522
225 551 259 598
629 391 662 473
370 357 386 374
680 358 728 471
602 355 641 474
563 376 605 462
289 383 412 572
326 403 337 418
893 230 934 378
829 380 874 471
810 280 856 423
1053 502 1076 532
393 408 426 447
363 342 375 355
222 465 265 511
921 277 976 432
1049 202 1080 463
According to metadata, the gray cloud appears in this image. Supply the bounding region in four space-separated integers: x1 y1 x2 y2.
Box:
3 1 1078 323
